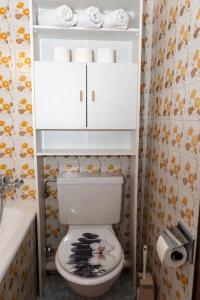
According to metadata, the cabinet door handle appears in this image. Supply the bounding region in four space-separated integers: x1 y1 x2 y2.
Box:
92 90 96 102
80 90 84 102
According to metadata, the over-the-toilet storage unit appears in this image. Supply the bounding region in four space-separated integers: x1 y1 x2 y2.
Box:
30 0 143 297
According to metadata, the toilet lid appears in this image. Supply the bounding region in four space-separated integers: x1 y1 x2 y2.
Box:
57 227 123 278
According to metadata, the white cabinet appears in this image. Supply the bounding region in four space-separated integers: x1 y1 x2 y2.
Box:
87 63 137 130
34 62 86 129
34 62 137 130
31 1 142 294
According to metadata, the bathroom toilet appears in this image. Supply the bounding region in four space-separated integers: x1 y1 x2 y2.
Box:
55 175 124 298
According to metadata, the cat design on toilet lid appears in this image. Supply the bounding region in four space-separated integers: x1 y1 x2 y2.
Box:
66 233 117 278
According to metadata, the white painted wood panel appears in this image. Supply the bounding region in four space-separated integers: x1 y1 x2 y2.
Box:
34 0 137 13
87 63 138 130
36 157 46 294
33 26 138 42
37 149 136 156
34 62 86 129
38 37 134 63
35 129 136 154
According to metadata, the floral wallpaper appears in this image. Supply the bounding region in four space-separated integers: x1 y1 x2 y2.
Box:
0 0 35 201
138 0 200 299
0 220 37 300
1 0 200 299
44 156 131 261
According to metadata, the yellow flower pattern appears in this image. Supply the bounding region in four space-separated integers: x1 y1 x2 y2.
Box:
0 0 199 299
0 221 37 299
15 1 29 20
0 48 11 68
0 0 35 209
139 0 200 299
16 25 30 46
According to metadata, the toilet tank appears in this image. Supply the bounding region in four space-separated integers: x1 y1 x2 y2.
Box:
57 175 123 225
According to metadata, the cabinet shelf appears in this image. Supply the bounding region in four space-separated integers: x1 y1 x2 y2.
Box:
33 25 139 41
33 0 136 12
36 149 136 156
36 130 136 156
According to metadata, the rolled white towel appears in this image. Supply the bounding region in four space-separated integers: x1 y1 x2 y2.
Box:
77 6 104 29
103 9 130 29
38 5 77 27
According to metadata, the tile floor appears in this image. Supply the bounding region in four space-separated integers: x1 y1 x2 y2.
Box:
39 270 133 300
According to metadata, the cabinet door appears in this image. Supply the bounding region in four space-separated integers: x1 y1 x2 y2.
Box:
87 63 138 130
34 62 86 129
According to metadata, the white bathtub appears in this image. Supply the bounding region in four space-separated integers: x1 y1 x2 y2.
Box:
0 200 36 282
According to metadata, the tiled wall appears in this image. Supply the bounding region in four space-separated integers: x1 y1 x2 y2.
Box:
139 0 200 299
44 156 131 260
0 0 35 201
0 219 37 300
2 0 200 298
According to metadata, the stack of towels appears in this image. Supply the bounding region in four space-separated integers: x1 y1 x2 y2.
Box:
38 6 133 30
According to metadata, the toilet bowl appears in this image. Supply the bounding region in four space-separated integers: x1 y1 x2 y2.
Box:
56 225 124 298
56 175 124 297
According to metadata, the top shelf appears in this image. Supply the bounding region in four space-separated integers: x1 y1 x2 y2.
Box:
33 0 137 12
32 25 139 41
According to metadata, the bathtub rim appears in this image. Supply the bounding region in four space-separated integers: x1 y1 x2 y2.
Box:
0 200 36 282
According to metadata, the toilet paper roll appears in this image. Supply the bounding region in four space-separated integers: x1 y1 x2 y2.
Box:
73 48 93 63
52 47 71 62
95 48 115 63
156 235 187 268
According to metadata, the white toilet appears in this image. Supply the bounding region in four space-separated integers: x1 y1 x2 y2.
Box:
55 175 124 298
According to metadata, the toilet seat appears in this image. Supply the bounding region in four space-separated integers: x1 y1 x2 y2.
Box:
56 226 124 285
